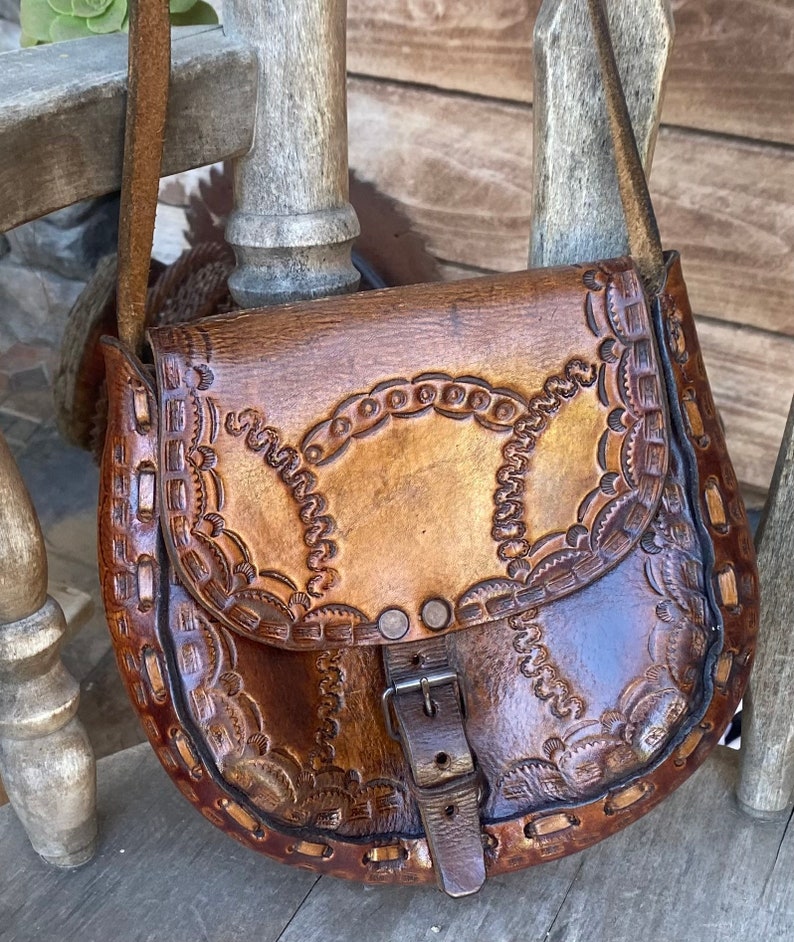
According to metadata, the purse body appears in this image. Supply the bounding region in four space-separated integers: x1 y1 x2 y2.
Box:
99 252 757 891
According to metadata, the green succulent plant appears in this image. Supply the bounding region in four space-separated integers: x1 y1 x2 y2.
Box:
19 0 217 47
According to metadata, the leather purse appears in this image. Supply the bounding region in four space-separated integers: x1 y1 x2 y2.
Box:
99 0 758 897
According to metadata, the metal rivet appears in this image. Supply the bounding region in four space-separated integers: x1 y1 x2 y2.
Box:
377 608 410 640
421 598 451 631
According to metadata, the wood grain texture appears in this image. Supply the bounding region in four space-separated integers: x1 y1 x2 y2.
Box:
2 744 789 942
530 0 671 275
694 317 794 498
0 432 46 622
0 435 96 867
738 395 794 814
347 77 794 336
223 0 360 306
543 747 794 942
347 0 794 146
0 27 256 233
0 745 318 942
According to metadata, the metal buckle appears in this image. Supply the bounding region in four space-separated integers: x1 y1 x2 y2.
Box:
381 669 467 741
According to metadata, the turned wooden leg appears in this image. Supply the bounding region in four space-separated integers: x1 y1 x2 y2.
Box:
0 431 97 866
223 0 360 307
737 396 794 816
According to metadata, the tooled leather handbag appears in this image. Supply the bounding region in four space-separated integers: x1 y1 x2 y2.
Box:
99 0 758 897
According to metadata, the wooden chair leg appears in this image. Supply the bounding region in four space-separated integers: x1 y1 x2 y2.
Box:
223 0 360 308
0 431 97 866
737 394 794 816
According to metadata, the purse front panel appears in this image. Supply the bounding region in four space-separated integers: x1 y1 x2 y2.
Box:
98 254 758 883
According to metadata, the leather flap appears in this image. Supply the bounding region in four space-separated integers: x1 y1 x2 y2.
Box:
149 258 669 650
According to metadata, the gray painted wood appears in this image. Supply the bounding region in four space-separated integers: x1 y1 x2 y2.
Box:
0 744 318 942
738 395 794 815
530 0 673 268
279 854 582 942
0 27 256 233
223 0 360 306
5 745 787 941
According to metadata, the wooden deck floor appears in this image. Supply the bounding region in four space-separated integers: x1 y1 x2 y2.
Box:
1 744 791 942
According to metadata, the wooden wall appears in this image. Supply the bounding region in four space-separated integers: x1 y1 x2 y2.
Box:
345 0 794 507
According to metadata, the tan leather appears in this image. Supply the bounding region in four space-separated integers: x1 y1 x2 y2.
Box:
99 253 758 893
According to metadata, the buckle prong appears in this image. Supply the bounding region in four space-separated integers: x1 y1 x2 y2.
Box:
381 669 466 741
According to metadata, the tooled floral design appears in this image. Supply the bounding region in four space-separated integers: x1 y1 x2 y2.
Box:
493 456 712 813
508 610 586 720
173 597 415 837
492 359 598 571
225 408 338 598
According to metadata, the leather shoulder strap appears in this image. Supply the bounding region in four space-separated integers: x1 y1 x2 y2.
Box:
116 0 171 355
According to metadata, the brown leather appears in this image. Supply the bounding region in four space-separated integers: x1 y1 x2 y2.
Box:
145 259 670 651
384 637 485 896
99 253 758 893
116 0 170 354
101 0 757 898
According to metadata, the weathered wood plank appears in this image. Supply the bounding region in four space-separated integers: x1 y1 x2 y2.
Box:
0 27 256 233
0 744 318 942
694 317 794 500
7 742 786 942
281 853 583 941
738 394 794 814
347 0 794 146
347 77 794 337
544 748 793 942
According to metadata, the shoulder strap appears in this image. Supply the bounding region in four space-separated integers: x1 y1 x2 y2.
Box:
116 0 171 355
115 0 665 356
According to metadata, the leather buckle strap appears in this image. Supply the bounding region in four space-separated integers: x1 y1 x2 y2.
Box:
383 638 486 897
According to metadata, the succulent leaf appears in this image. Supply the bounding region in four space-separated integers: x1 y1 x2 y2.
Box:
170 0 217 26
71 0 114 18
20 0 214 45
46 0 74 16
50 13 94 40
87 0 127 33
20 0 60 42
